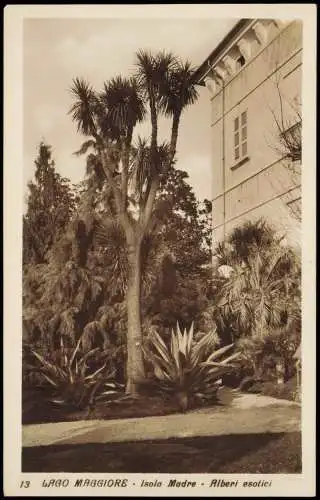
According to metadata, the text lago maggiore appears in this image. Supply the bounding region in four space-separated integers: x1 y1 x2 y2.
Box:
41 478 272 489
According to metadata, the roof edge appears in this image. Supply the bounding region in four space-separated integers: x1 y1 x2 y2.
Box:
193 18 253 84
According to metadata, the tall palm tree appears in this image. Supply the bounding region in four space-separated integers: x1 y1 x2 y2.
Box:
101 76 146 213
159 60 199 159
70 75 148 394
135 50 176 155
69 50 199 395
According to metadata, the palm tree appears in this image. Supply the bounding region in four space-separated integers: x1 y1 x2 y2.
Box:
69 78 100 137
102 76 146 139
159 60 199 159
69 50 198 395
218 241 300 340
214 219 279 267
135 50 176 154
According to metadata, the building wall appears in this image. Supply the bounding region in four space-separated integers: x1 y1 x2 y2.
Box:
210 20 302 247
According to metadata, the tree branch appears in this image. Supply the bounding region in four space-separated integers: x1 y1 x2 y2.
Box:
99 148 122 207
138 83 160 231
140 175 159 231
121 129 133 213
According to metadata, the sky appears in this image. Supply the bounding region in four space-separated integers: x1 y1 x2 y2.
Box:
23 17 238 202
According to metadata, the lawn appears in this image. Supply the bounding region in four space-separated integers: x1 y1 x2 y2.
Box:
22 432 301 473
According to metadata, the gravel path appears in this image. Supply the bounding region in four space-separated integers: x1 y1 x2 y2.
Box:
22 389 300 448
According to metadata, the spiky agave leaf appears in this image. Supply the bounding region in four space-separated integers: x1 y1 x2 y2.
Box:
42 373 59 387
203 351 241 368
191 328 219 364
32 350 62 375
68 335 83 367
170 331 181 372
147 330 172 366
205 343 234 363
143 323 239 410
187 322 194 354
32 340 122 409
77 347 100 367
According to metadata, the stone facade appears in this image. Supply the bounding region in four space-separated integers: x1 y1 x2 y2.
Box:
195 19 302 249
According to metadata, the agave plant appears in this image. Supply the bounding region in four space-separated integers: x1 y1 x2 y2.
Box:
31 336 124 410
142 323 239 412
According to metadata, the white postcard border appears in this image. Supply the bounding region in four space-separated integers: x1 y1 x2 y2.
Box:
3 4 316 497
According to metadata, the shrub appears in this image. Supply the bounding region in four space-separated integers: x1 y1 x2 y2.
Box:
31 336 124 410
213 220 301 342
141 323 239 412
237 318 301 384
246 376 299 401
23 342 45 388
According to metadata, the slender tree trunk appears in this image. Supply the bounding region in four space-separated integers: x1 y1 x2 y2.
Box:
125 239 145 394
149 90 158 152
170 112 180 160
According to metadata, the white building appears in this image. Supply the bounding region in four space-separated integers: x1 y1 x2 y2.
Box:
194 19 302 248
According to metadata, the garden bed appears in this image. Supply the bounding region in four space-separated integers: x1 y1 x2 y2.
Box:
22 376 299 426
244 375 299 402
22 387 184 425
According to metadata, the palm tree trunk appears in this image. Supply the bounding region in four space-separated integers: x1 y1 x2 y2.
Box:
149 89 158 152
125 240 145 394
143 88 159 211
170 112 180 160
121 128 133 212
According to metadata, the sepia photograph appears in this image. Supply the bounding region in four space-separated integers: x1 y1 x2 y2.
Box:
4 4 316 497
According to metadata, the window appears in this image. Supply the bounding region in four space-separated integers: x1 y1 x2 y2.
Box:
234 110 248 162
236 55 245 70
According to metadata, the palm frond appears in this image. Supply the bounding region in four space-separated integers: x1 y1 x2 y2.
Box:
94 217 126 248
73 140 97 157
159 60 199 116
68 78 99 136
106 76 146 131
129 139 171 200
135 50 177 99
129 136 150 198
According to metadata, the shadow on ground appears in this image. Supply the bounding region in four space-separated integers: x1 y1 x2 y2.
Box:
22 432 301 474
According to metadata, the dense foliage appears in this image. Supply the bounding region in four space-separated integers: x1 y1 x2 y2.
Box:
212 219 301 383
23 142 77 265
22 139 213 398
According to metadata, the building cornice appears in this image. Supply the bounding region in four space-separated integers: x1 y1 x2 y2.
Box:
194 18 287 96
193 19 251 84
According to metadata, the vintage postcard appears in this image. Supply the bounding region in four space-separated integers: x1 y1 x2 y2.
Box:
3 4 316 497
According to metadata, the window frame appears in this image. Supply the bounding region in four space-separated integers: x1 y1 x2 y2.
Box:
234 110 248 163
236 55 245 71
